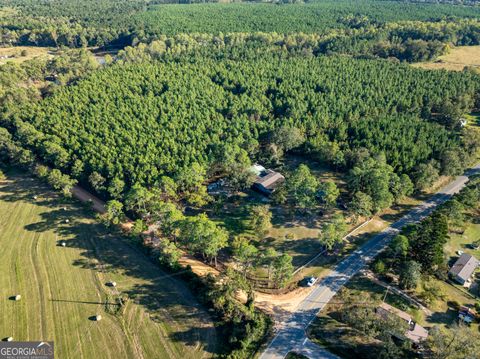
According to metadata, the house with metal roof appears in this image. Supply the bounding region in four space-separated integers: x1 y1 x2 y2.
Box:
448 253 479 287
250 165 285 196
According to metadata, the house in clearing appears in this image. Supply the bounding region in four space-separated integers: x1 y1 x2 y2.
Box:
250 164 285 196
448 253 479 287
376 302 429 344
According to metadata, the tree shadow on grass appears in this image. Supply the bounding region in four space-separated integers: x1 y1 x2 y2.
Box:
308 315 386 359
2 173 219 355
344 276 385 297
426 308 457 326
169 326 221 348
259 236 323 267
468 214 480 225
379 202 418 223
271 207 324 230
0 175 62 208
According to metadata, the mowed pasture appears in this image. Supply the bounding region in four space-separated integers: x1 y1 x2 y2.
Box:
0 172 217 358
413 46 480 71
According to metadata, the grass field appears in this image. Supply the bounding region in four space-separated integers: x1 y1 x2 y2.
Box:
412 46 480 71
0 172 217 358
445 222 480 259
0 46 52 65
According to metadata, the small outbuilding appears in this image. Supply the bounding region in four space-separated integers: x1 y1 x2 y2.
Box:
449 253 479 287
458 306 476 324
250 164 267 177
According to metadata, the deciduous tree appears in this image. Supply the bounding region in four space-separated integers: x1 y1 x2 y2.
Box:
287 164 319 210
318 214 347 250
249 205 272 237
399 260 421 289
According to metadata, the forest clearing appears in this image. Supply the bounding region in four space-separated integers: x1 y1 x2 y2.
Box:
0 46 52 65
413 46 480 71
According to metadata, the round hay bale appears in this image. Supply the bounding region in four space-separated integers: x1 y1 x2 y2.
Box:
108 281 117 287
33 195 38 200
65 219 70 224
14 295 21 301
61 241 66 247
63 207 67 211
95 315 102 321
6 337 13 342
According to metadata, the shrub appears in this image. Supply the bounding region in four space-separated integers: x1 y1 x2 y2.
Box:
373 260 386 275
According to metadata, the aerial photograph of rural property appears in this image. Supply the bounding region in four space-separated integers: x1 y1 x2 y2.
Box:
1 0 480 358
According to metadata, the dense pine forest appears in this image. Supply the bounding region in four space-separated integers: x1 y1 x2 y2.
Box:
3 47 479 196
0 0 480 56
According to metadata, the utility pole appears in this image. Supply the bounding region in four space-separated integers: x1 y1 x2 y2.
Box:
382 286 390 303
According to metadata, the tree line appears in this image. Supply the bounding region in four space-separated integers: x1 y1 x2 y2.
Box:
1 0 480 63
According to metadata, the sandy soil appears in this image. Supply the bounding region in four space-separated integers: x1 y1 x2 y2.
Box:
178 252 318 323
178 255 221 277
253 286 316 323
71 185 107 213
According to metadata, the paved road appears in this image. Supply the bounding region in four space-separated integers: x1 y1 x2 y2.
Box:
260 165 480 359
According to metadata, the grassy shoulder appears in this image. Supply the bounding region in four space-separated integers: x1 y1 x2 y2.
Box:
0 170 217 358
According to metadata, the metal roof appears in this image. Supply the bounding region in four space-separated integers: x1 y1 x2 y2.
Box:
254 171 285 190
449 253 479 281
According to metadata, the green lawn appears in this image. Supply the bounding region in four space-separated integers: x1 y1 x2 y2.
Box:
0 171 217 358
0 46 53 65
445 222 480 259
342 276 417 313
